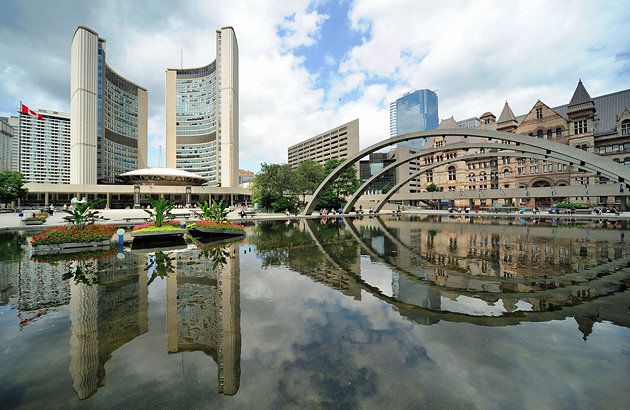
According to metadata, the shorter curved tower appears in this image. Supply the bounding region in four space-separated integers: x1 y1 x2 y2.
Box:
165 27 238 187
71 26 148 185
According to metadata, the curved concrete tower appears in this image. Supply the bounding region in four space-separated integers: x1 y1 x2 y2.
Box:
165 26 238 187
71 26 148 185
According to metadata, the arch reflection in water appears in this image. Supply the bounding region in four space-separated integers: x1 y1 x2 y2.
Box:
253 217 630 339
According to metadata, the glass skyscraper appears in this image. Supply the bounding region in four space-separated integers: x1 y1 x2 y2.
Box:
389 89 438 149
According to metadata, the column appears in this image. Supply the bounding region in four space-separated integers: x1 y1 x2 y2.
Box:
105 193 111 209
185 186 191 207
44 192 49 206
134 186 140 209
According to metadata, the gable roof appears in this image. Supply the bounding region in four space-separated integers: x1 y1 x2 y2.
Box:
437 116 459 129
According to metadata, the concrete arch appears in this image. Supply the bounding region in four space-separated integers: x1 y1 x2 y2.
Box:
303 128 630 215
343 146 617 214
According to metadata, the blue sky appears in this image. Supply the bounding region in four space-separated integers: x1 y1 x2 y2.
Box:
1 0 630 172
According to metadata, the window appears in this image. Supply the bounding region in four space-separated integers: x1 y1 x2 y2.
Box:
425 170 433 183
518 166 525 175
556 127 562 138
624 158 630 167
480 171 487 181
622 120 630 136
598 146 606 154
503 168 510 178
468 173 475 182
537 130 543 138
448 166 457 181
547 129 552 139
624 143 630 151
613 144 620 152
574 119 587 134
536 108 543 119
581 144 588 151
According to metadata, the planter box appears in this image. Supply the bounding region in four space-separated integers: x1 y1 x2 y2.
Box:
23 220 46 225
190 227 245 236
31 240 113 256
131 228 186 238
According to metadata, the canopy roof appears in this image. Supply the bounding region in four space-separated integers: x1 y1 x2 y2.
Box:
118 168 207 186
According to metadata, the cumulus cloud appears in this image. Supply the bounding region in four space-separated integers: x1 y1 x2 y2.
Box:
0 0 629 171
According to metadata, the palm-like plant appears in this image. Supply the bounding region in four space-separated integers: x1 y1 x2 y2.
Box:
197 199 229 222
145 197 174 227
63 198 107 226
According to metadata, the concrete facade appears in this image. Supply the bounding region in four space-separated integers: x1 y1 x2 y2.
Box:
288 119 359 168
16 109 70 183
71 26 148 185
165 27 239 187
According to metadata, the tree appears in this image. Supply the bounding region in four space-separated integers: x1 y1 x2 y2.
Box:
0 171 28 207
294 160 325 203
315 159 360 210
198 199 229 222
251 163 298 212
324 159 360 198
426 183 439 192
63 198 107 226
144 197 174 227
380 182 395 194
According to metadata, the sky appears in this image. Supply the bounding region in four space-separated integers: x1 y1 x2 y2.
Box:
1 0 629 172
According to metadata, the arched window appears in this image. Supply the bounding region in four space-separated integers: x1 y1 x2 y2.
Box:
547 129 552 139
622 120 630 136
529 133 534 136
480 171 487 181
581 144 588 151
448 166 457 181
613 158 620 162
503 168 511 178
468 173 476 182
537 130 543 138
556 127 562 137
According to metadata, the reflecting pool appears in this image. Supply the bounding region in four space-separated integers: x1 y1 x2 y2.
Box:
1 216 629 408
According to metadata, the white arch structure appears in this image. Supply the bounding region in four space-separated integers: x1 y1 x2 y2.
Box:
303 129 630 215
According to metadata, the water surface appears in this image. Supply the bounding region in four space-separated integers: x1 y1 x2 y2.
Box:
1 216 629 409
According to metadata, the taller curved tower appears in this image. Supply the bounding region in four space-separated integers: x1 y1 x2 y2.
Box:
71 26 148 185
165 26 239 187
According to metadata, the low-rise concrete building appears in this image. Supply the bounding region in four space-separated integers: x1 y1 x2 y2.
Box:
288 119 359 168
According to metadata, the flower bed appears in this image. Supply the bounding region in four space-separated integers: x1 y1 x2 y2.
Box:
132 220 182 232
31 225 116 246
187 221 245 233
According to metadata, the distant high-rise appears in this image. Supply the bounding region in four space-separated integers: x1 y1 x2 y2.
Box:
16 109 71 183
165 27 239 187
0 117 15 171
71 26 148 185
389 89 438 149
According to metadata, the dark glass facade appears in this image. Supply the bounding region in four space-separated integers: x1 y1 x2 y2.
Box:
395 90 438 149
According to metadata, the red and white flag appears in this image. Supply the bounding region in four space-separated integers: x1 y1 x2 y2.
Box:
20 103 42 120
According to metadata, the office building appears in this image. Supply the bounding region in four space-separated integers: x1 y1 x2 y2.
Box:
288 119 360 168
71 26 148 185
359 153 396 195
389 89 439 149
16 109 71 184
165 27 239 187
457 117 481 129
0 117 15 171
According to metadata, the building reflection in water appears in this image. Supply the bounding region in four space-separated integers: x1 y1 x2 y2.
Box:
64 241 241 400
68 253 148 400
263 216 630 338
166 242 241 396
